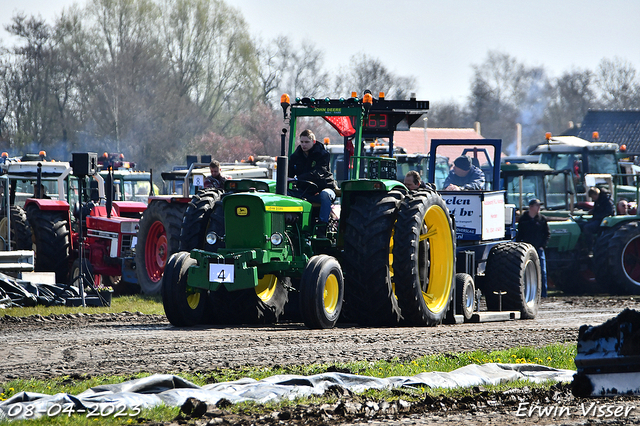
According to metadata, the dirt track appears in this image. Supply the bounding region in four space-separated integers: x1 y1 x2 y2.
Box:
2 296 640 425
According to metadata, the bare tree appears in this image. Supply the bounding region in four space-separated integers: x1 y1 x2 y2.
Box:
596 57 640 109
335 53 417 99
544 69 597 134
467 50 551 150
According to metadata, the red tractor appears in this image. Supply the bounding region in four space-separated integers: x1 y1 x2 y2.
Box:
18 153 147 292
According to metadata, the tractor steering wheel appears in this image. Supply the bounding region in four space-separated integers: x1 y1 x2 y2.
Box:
289 180 319 199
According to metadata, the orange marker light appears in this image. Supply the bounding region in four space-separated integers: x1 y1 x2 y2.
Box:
363 93 373 104
621 144 627 152
1 152 7 157
545 132 552 140
280 94 290 104
592 131 599 140
369 142 375 148
120 153 125 159
103 152 108 158
351 91 357 98
323 137 330 145
39 150 46 157
379 92 385 99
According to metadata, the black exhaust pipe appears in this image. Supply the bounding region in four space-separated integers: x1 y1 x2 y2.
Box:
276 128 288 196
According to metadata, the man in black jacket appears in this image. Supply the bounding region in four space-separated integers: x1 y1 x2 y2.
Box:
582 187 615 245
517 199 550 297
288 129 337 236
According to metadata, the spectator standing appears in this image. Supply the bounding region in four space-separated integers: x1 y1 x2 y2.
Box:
516 199 550 297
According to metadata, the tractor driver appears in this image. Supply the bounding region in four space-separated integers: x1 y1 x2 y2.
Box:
443 155 485 191
33 183 51 199
204 160 227 190
404 170 427 191
288 129 337 236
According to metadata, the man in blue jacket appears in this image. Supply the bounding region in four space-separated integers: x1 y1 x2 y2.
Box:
443 155 485 191
288 129 337 236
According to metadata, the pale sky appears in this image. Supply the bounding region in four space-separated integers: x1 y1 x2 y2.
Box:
2 0 639 103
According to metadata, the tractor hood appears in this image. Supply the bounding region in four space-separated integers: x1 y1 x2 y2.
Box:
222 192 311 250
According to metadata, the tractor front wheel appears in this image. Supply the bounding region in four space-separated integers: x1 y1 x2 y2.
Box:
392 191 456 326
300 255 344 329
0 206 33 251
161 252 206 326
135 201 185 294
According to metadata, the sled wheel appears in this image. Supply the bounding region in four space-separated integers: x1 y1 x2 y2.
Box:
392 191 456 326
455 273 475 322
485 242 541 319
300 255 344 329
161 252 205 326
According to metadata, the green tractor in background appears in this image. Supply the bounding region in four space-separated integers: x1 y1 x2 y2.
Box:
162 92 458 328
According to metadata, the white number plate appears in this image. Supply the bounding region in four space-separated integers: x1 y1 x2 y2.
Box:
209 264 234 283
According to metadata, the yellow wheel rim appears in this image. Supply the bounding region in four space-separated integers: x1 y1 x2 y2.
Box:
323 273 339 314
420 205 454 313
187 292 201 310
256 274 277 302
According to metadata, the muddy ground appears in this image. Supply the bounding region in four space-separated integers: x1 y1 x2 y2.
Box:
2 295 640 425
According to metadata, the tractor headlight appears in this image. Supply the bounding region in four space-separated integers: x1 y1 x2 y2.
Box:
270 232 283 246
206 232 218 245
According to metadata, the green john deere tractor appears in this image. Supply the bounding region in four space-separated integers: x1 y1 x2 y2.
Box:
162 92 458 328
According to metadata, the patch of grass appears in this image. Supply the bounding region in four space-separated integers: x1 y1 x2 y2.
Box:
0 295 164 318
0 342 577 425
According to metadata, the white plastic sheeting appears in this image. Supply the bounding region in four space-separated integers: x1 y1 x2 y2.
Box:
0 363 575 420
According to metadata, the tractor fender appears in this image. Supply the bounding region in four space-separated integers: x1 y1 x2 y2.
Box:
24 198 69 211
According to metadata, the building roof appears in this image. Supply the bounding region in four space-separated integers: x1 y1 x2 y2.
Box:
390 128 483 154
562 110 640 153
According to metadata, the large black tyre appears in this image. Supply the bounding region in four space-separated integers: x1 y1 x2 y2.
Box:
0 206 33 250
161 252 206 326
300 255 344 329
592 227 616 293
178 189 221 251
135 201 186 295
26 205 70 284
342 191 403 326
604 221 640 295
484 242 541 319
455 273 475 322
392 191 456 326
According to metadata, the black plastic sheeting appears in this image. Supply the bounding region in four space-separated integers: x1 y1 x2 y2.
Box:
0 364 576 420
0 273 79 308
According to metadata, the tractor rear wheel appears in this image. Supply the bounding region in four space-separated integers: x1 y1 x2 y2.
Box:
343 191 403 326
392 191 455 326
592 227 617 294
135 201 186 294
606 221 640 295
27 205 70 284
0 206 33 251
179 189 221 251
300 255 344 329
485 242 541 319
162 252 206 326
456 273 476 322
